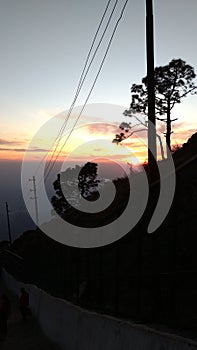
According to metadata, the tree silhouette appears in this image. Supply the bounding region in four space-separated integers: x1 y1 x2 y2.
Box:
117 58 197 157
51 162 99 217
78 162 100 199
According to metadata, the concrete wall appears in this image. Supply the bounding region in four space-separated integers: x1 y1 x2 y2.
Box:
2 268 197 350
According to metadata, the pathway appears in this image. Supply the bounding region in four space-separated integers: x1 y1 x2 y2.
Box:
0 280 61 350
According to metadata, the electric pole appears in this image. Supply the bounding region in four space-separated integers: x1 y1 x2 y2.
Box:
29 176 39 226
146 0 156 179
5 202 12 245
146 1 160 320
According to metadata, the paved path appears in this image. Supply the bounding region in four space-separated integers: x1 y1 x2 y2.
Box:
0 280 61 350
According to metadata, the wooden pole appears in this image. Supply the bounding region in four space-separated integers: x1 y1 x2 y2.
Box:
29 176 39 226
5 202 12 245
146 0 156 179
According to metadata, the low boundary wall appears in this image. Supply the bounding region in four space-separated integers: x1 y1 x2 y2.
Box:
1 268 197 350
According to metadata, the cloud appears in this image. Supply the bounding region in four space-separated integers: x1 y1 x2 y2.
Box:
0 147 49 153
62 103 126 122
0 138 25 146
122 141 147 150
93 148 102 152
86 123 119 135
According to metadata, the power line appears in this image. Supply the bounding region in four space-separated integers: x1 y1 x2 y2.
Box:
15 2 115 213
44 0 129 182
15 0 129 218
23 0 118 200
53 0 114 143
44 0 119 176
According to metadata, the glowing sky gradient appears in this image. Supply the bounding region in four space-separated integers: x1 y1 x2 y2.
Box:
1 0 197 242
0 0 197 164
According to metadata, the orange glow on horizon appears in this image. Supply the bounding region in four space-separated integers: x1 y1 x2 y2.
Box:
0 122 196 164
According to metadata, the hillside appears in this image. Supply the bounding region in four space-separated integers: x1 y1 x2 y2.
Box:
173 132 197 166
2 131 197 331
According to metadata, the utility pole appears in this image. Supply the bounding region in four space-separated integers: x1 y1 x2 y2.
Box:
29 176 39 226
5 202 12 245
146 1 160 321
146 0 156 179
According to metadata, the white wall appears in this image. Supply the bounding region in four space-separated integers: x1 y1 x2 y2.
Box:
2 268 197 350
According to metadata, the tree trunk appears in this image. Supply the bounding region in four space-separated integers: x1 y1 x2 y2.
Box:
166 98 171 158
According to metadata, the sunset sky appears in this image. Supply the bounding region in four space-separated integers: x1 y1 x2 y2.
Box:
0 0 197 240
0 0 197 164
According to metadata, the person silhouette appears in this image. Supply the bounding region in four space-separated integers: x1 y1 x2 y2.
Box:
19 288 29 322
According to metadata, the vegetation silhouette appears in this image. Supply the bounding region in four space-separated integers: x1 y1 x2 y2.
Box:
115 58 197 156
51 162 100 217
2 133 197 336
51 161 129 227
